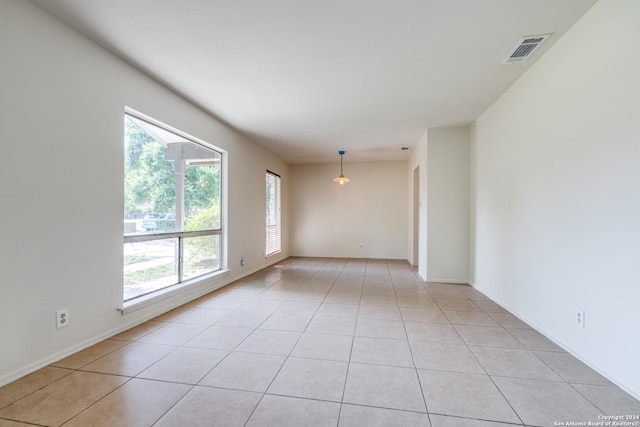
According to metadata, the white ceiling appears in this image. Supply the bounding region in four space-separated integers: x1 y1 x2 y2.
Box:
32 0 597 164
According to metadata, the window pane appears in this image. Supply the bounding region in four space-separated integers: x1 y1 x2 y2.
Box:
183 235 221 280
124 116 177 235
124 238 178 301
185 163 221 231
266 172 281 256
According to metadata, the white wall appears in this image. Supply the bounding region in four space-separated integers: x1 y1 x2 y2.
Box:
427 127 470 283
408 127 470 283
472 0 640 398
0 0 289 385
290 161 408 259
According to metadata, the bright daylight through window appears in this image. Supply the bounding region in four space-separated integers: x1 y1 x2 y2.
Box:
123 112 222 302
266 171 281 257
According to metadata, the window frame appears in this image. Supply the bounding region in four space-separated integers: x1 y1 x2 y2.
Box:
265 170 281 257
123 108 225 304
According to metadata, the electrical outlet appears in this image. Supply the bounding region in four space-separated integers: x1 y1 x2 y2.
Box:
576 309 585 328
56 309 69 329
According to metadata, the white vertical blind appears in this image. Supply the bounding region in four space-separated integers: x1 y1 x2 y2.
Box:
266 171 281 256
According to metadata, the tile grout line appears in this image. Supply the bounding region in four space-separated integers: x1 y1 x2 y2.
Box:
394 260 433 425
57 375 137 426
242 256 346 426
337 257 364 424
238 256 323 427
464 317 527 426
4 257 636 426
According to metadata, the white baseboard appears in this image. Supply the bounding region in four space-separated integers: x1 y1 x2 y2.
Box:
426 278 469 284
471 282 640 402
0 255 288 388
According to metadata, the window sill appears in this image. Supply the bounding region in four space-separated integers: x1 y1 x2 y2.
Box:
118 269 230 315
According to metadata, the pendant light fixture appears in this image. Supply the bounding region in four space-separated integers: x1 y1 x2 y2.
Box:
333 150 350 185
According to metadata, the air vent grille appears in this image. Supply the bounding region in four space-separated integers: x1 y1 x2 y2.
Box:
502 34 551 64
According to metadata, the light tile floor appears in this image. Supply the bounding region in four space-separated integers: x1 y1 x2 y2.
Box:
1 258 639 426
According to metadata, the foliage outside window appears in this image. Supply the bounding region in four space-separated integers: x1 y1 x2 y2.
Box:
266 171 281 256
123 112 222 301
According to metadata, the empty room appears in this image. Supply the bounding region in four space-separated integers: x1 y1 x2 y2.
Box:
0 0 639 426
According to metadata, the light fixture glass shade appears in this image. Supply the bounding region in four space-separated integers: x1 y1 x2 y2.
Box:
334 150 349 184
333 174 350 185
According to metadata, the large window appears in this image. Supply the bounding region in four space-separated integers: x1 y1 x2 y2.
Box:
266 171 281 256
123 111 222 302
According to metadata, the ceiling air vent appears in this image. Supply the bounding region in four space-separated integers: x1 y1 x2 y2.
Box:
502 34 551 64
